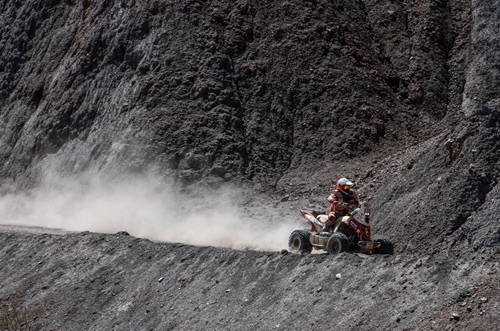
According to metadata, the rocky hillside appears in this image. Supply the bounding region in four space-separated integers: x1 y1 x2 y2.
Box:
0 0 468 189
0 0 499 330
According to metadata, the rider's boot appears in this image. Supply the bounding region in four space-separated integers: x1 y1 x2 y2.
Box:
322 224 330 233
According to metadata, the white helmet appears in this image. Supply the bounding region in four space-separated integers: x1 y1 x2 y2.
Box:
337 178 354 194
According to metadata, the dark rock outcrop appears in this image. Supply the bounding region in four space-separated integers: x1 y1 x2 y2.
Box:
0 0 452 190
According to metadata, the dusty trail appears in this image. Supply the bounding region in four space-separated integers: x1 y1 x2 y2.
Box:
0 224 69 235
1 230 498 331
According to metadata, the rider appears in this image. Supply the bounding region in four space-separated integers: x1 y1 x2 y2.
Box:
322 178 360 232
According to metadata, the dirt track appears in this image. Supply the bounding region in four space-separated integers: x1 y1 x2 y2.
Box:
1 229 498 330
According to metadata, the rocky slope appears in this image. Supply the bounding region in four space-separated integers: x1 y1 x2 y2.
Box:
0 0 462 189
0 0 499 330
0 230 498 331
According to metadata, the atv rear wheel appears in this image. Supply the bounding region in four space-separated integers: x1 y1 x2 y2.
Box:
372 236 394 255
288 230 312 254
326 233 349 254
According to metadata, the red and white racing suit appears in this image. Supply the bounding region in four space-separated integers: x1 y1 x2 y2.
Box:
325 189 360 227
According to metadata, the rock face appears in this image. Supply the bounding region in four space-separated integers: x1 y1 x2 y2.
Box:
0 0 465 188
0 0 499 330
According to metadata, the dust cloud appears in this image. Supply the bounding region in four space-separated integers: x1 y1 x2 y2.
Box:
0 172 300 251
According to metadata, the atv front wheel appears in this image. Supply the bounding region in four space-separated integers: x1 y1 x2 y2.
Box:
326 233 349 254
288 230 312 254
372 236 394 255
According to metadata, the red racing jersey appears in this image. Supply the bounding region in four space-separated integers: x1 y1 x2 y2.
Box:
327 189 360 217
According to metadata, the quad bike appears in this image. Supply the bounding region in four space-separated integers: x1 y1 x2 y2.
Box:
288 204 393 255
